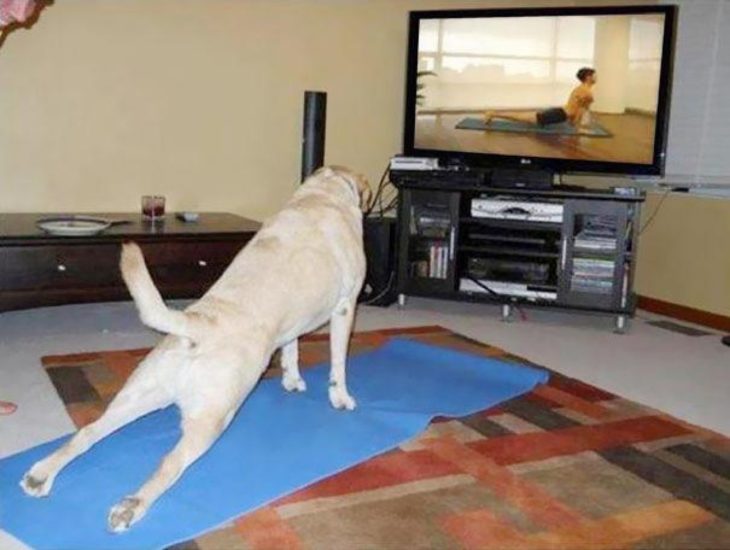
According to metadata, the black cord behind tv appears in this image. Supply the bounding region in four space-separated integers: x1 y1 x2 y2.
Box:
402 5 677 177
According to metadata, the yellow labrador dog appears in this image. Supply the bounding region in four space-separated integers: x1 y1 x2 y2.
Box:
20 166 371 532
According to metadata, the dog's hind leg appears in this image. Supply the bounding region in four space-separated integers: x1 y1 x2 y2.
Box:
20 348 175 498
107 409 229 533
281 338 306 392
328 298 357 410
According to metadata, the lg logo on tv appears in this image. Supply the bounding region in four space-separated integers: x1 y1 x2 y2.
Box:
520 158 532 165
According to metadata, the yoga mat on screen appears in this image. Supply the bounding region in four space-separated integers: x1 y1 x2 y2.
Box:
456 116 613 137
0 337 548 549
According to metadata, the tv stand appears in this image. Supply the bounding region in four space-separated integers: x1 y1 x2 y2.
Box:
391 171 644 332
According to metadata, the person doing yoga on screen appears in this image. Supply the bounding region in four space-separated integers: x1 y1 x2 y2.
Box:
484 67 596 128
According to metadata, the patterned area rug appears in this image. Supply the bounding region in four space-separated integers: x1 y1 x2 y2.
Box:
41 326 730 549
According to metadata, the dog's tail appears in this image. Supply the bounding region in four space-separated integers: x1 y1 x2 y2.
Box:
120 242 206 341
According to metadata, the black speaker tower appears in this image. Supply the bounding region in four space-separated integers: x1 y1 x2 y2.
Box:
301 91 327 181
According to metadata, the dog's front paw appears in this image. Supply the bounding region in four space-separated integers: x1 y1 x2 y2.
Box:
329 385 357 411
20 467 54 497
282 374 307 393
108 496 145 533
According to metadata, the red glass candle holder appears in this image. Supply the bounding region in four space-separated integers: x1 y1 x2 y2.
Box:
142 195 165 221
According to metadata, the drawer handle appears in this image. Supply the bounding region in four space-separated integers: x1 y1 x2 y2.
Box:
198 260 208 267
57 264 67 272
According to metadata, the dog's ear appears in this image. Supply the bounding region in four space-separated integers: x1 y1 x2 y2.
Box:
357 177 373 212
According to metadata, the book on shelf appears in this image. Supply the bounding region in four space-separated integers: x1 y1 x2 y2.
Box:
574 215 618 252
417 241 449 280
427 243 449 279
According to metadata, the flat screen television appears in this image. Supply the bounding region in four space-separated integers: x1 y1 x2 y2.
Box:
403 5 677 176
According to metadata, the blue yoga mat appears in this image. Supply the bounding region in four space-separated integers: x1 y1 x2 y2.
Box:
456 116 612 137
0 337 547 549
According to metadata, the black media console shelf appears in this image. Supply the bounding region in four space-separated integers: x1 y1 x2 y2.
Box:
392 171 645 332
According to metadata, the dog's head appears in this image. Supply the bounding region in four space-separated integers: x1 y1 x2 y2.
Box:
311 165 372 211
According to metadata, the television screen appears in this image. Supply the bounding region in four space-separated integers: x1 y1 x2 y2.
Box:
404 6 676 175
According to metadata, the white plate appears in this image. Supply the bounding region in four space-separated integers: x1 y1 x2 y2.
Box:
36 216 112 236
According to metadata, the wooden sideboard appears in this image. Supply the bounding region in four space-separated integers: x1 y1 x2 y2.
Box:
0 213 260 312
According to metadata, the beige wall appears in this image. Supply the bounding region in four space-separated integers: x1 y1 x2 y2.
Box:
635 192 730 317
0 0 562 220
3 0 727 317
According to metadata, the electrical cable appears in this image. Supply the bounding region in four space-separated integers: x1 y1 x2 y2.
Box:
361 161 399 307
365 164 391 218
378 183 398 216
465 275 528 321
366 167 399 219
379 192 398 215
361 272 396 305
639 187 672 235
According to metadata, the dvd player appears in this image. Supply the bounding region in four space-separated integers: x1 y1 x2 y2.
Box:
390 168 487 188
389 156 440 171
460 279 557 301
471 198 563 223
